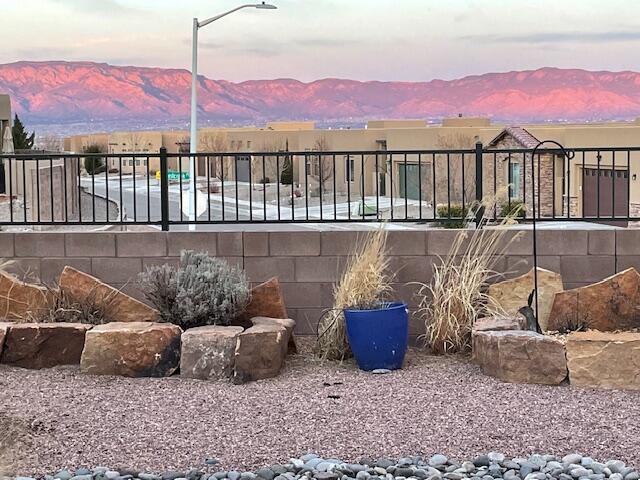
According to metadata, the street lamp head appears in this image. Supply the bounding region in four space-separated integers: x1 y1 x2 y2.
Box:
255 2 277 9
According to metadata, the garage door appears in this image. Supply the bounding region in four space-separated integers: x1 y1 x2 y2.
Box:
583 168 628 217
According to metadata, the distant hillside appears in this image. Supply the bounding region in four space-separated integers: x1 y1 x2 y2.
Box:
2 61 640 126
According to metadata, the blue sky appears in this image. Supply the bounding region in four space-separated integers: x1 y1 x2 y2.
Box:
1 0 639 82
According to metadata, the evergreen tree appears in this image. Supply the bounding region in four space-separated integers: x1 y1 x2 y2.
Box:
280 139 293 185
12 114 35 150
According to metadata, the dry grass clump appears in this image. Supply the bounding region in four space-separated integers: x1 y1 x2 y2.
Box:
315 227 392 361
29 284 111 324
416 198 524 354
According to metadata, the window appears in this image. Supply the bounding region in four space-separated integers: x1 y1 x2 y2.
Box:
345 155 355 182
247 141 252 149
135 159 141 166
508 163 521 199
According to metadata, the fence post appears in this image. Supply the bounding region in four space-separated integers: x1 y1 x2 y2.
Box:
474 140 484 227
160 147 169 231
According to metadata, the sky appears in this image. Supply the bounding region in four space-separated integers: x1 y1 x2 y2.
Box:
1 0 639 82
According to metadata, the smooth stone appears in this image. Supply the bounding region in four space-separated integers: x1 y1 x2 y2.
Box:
625 474 640 480
105 473 120 480
346 465 366 474
54 471 73 480
306 460 324 470
94 469 109 475
581 459 594 468
315 474 339 480
139 475 162 480
571 468 591 478
528 456 546 469
429 456 448 467
214 474 227 480
443 474 462 480
274 476 288 480
473 458 490 469
228 473 241 480
524 474 546 480
520 463 537 477
396 470 414 478
291 462 305 470
356 472 370 480
373 469 386 476
302 455 320 462
413 471 428 479
316 464 336 473
610 475 624 480
563 455 584 466
272 467 289 475
487 453 505 464
241 474 256 480
257 470 275 480
376 461 394 470
206 460 220 466
75 469 92 476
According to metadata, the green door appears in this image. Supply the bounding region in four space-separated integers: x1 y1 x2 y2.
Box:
399 164 420 200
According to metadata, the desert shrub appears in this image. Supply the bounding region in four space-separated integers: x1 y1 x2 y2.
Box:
499 199 526 219
415 196 521 354
138 250 250 330
259 176 271 184
83 144 106 175
315 227 391 361
32 284 110 325
436 203 469 228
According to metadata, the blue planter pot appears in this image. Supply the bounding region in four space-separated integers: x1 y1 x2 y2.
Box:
344 302 409 371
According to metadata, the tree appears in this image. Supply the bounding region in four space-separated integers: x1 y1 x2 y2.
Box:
199 131 235 180
83 144 106 175
280 140 293 185
12 114 35 150
35 134 63 152
430 133 476 205
310 135 333 195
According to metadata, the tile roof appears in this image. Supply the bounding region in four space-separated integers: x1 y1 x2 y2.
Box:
488 126 541 149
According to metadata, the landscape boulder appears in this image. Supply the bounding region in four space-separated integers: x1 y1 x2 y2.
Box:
233 323 287 384
81 322 181 377
59 266 159 323
1 323 91 369
566 331 640 390
0 322 14 359
0 270 52 321
238 278 288 325
547 267 640 332
251 316 296 356
181 325 244 380
473 316 525 333
473 330 567 385
488 267 563 332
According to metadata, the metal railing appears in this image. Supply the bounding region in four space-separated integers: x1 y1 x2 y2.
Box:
1 145 639 229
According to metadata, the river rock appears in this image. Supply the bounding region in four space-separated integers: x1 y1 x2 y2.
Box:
566 331 640 390
1 323 91 369
473 330 567 385
0 270 52 320
180 325 244 380
59 266 158 323
548 267 640 332
487 267 563 332
81 322 182 377
233 322 287 384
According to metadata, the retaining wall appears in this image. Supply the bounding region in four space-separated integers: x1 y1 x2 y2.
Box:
1 228 639 337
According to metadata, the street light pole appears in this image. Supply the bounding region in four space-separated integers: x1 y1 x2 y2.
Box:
188 2 277 229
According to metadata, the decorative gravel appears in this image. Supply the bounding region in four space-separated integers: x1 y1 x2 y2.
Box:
2 340 640 477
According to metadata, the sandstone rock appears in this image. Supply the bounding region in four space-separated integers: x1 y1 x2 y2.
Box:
566 331 640 390
81 322 181 377
238 278 288 326
473 330 567 385
488 267 563 332
548 267 640 333
233 323 287 384
1 323 91 369
0 322 14 359
473 316 525 332
0 270 52 320
180 325 244 380
251 316 297 356
59 266 158 323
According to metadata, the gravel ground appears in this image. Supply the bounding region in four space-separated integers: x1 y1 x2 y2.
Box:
2 340 640 476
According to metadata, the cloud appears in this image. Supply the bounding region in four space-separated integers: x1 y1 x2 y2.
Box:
49 0 142 16
460 31 640 44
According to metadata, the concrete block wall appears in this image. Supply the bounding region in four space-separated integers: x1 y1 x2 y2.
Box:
0 228 638 337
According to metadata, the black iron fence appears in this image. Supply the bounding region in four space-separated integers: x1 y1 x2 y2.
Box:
1 145 639 229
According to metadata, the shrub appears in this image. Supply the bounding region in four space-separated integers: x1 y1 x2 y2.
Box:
436 203 469 229
259 177 271 184
315 227 391 361
499 199 526 219
138 250 250 330
83 144 106 175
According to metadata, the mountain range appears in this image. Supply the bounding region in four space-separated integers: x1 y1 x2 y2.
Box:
2 61 640 130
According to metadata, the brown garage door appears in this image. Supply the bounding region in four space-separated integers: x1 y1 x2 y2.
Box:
583 168 629 217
